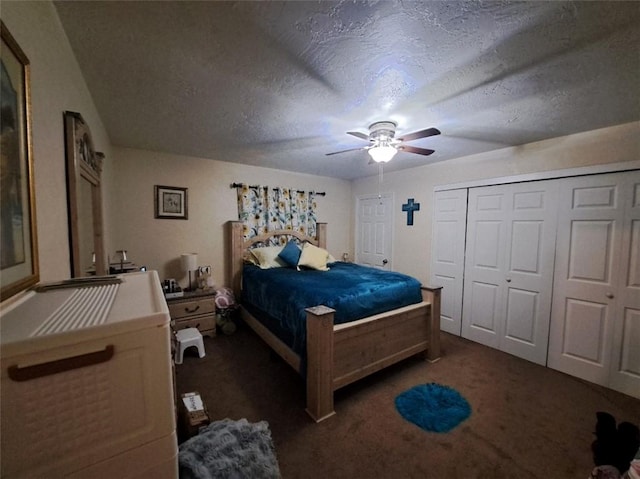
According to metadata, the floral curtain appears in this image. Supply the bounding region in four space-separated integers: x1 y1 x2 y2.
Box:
236 185 317 244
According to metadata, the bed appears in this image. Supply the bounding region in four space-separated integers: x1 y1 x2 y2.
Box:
226 220 441 422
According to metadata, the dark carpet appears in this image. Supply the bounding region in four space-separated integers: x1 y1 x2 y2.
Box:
175 323 640 478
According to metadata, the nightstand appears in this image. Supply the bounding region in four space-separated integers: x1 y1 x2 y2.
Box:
166 289 216 338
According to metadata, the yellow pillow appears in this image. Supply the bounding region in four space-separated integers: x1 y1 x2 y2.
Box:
243 251 258 265
298 243 330 271
250 246 286 269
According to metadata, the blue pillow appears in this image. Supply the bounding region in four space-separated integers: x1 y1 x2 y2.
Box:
278 241 301 267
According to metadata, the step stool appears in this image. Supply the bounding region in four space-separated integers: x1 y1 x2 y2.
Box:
175 328 205 364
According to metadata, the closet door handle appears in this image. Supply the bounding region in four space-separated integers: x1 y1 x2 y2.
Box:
605 292 614 299
506 278 512 283
7 345 115 382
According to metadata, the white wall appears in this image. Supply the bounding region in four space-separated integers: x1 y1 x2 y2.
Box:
1 1 112 284
109 147 352 289
352 121 640 285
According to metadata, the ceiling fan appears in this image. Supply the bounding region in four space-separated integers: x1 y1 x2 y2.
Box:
326 121 441 163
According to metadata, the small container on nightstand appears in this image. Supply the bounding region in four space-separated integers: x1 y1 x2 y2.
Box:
166 289 216 338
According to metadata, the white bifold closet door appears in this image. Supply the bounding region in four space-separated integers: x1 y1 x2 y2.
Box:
430 189 468 335
461 180 559 365
548 171 640 398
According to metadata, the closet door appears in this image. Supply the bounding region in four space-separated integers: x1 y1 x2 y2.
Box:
462 181 558 365
430 189 468 335
462 186 508 349
610 173 640 397
548 171 640 397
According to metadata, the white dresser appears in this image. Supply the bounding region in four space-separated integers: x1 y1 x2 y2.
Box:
0 271 178 478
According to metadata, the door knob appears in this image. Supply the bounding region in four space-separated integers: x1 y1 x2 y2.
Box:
382 259 388 265
605 292 614 299
506 278 512 283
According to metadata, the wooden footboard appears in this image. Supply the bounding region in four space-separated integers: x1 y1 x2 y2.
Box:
304 286 441 422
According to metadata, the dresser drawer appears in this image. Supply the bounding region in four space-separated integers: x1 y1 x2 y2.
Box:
172 314 216 338
168 298 215 319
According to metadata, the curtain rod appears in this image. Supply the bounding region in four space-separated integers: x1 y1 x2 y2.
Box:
231 183 326 196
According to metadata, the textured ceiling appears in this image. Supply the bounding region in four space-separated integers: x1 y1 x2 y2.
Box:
54 1 640 180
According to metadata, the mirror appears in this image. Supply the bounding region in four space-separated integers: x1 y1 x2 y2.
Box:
64 111 106 277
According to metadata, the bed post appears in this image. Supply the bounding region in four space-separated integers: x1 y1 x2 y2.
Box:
305 305 336 423
227 221 244 300
316 222 327 249
421 286 442 362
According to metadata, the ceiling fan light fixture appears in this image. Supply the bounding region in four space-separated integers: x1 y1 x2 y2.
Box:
329 120 439 161
368 144 397 163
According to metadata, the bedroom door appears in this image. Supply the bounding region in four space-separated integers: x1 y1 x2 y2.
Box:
547 170 640 398
462 180 559 365
430 189 468 335
356 194 393 269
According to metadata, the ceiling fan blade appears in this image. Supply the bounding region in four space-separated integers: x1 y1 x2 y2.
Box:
398 145 435 156
325 146 367 156
397 127 441 142
347 131 370 141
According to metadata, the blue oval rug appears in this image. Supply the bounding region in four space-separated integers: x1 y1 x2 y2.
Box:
395 383 471 433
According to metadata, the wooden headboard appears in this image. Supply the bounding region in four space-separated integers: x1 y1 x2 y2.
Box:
226 220 327 299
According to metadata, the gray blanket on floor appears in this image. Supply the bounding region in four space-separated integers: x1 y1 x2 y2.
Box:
178 418 281 479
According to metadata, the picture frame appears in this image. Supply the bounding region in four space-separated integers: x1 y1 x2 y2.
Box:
1 21 39 301
155 185 188 219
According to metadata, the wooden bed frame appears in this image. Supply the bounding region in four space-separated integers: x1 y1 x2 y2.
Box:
226 220 441 422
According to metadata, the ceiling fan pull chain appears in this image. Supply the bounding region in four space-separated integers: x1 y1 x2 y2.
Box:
378 163 384 203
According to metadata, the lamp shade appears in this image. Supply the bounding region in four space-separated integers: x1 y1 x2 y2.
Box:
181 253 198 271
368 145 397 163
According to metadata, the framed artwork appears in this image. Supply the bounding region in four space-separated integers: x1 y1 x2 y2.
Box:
155 185 188 219
1 21 39 301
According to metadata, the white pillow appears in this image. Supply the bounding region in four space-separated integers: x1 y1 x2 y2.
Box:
250 246 286 269
298 243 330 271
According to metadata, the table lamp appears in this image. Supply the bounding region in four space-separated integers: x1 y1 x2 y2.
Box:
181 253 198 291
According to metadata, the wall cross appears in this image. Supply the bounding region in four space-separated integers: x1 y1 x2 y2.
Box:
402 198 420 226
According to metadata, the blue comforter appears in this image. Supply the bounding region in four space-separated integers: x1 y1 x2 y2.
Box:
242 262 423 369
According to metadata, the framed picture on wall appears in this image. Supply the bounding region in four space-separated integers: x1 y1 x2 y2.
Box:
1 21 39 301
155 185 188 219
